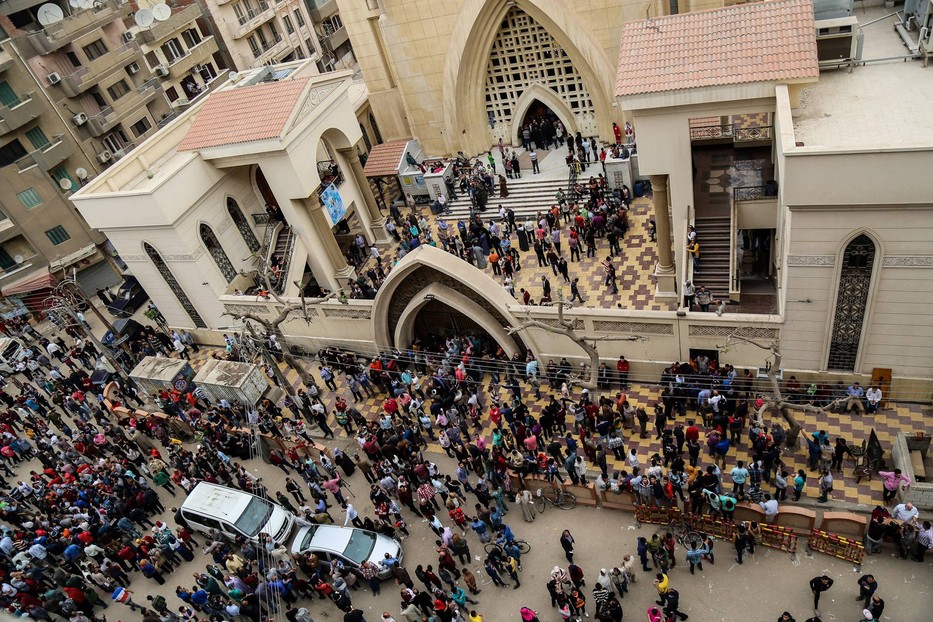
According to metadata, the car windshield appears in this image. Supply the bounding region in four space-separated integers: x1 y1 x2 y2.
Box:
233 497 274 536
1 342 20 361
342 530 376 565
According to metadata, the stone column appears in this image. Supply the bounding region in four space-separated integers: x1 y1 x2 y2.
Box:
300 191 356 292
650 174 677 299
338 147 391 245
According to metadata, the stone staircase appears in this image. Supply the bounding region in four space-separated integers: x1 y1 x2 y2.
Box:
443 177 569 221
692 215 732 297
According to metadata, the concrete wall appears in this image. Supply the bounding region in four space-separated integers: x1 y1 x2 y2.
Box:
892 433 933 510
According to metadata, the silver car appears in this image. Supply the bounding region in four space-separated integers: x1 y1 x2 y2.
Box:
290 524 402 580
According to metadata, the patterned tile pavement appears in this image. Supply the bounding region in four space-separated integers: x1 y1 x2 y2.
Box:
412 196 679 312
179 347 930 508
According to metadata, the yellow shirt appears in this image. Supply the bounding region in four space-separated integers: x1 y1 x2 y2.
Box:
469 614 483 622
656 574 669 594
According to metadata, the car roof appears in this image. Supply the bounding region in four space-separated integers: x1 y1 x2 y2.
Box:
304 525 353 552
181 482 258 521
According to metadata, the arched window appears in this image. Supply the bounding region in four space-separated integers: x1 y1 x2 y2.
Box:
359 123 372 152
827 234 876 371
200 223 236 283
227 197 260 253
144 242 207 328
369 112 383 144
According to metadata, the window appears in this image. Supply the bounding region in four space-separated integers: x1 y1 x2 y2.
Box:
161 39 185 63
144 242 207 328
294 10 305 27
145 51 160 70
0 247 14 271
827 234 876 371
256 28 268 47
283 15 294 34
227 197 259 252
199 63 216 82
329 14 343 30
17 188 42 209
50 166 75 192
182 28 202 48
130 117 152 138
0 81 20 107
248 36 261 58
65 51 81 67
200 223 236 282
165 86 179 103
106 79 130 101
268 23 280 42
0 139 27 167
25 127 50 150
45 225 70 245
102 130 128 153
82 39 108 61
91 91 107 107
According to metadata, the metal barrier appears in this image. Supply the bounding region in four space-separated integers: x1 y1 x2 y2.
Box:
634 504 680 526
807 529 865 564
759 524 798 554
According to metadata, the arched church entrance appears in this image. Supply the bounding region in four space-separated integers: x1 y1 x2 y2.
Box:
412 299 499 355
483 6 595 145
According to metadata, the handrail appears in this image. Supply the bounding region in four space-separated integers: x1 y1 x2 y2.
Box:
273 227 295 295
734 183 778 202
689 123 733 141
682 212 693 309
729 191 740 299
262 220 281 265
689 123 773 143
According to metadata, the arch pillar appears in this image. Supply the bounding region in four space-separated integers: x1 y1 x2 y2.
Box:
650 174 677 300
280 190 355 293
337 146 391 245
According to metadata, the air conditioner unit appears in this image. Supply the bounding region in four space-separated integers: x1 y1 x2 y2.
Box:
191 64 204 73
155 65 169 77
47 72 61 85
127 62 140 74
815 16 862 65
96 150 112 163
72 112 88 126
121 31 135 43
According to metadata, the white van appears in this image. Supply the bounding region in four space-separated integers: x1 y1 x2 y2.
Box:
0 337 26 376
180 482 295 545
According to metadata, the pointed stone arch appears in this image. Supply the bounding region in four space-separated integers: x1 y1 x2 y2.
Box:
372 245 534 356
442 0 616 156
510 83 578 147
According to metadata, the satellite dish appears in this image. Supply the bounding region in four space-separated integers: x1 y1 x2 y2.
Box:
76 167 88 180
134 9 154 28
59 178 73 191
228 71 239 81
152 3 171 21
78 0 93 8
37 3 64 26
68 0 82 7
13 255 24 265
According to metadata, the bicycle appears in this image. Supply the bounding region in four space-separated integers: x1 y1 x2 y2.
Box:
484 539 532 556
533 486 577 512
657 512 704 549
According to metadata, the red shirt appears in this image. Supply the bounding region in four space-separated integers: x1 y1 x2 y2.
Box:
685 425 700 441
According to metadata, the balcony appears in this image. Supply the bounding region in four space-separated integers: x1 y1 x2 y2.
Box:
167 36 218 79
0 93 44 135
85 106 118 136
308 0 339 21
25 0 132 56
0 49 15 73
233 5 276 39
135 5 202 45
14 134 73 172
0 219 20 245
168 69 229 111
58 41 140 97
253 34 287 64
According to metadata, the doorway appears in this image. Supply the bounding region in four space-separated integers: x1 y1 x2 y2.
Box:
412 299 497 355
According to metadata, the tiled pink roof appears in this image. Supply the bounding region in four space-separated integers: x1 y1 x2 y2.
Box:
178 78 309 151
363 139 411 177
615 0 818 97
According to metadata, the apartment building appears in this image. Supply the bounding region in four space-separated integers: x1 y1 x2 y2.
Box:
307 0 354 72
0 0 171 310
198 0 318 70
130 4 228 112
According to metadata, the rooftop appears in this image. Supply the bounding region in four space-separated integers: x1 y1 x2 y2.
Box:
791 6 933 151
616 0 819 97
363 139 411 177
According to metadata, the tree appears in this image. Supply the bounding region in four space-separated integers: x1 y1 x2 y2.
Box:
717 334 848 448
223 257 346 393
507 296 646 391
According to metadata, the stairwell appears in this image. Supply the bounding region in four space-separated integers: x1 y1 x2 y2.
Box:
692 216 731 298
270 225 294 293
443 177 569 221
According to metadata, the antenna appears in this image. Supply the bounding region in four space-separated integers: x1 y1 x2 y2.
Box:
134 8 154 28
37 3 64 26
152 3 171 21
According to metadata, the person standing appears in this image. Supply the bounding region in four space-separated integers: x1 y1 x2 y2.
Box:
530 150 540 174
570 278 585 303
856 574 877 607
734 524 752 564
664 588 689 621
817 468 833 503
602 256 618 294
793 469 807 501
560 530 575 563
653 572 669 607
878 468 911 503
730 460 749 500
685 540 708 575
809 575 834 615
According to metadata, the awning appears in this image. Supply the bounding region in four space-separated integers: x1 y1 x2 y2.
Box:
363 139 412 178
1 267 57 296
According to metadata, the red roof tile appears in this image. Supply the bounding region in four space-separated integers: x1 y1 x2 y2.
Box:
363 139 411 177
178 78 310 151
615 0 818 97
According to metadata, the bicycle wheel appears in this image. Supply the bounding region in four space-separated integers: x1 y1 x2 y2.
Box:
534 496 547 514
555 492 577 510
517 539 532 554
484 542 503 555
682 531 704 550
669 519 687 540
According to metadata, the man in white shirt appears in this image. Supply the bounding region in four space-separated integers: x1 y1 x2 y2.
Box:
45 341 61 361
865 386 882 414
891 502 919 524
759 493 779 522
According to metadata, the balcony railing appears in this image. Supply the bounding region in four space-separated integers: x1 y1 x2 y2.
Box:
690 123 773 144
86 106 118 136
0 92 43 135
734 182 779 202
25 0 130 55
734 125 773 143
235 3 275 37
689 123 734 141
15 134 72 172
